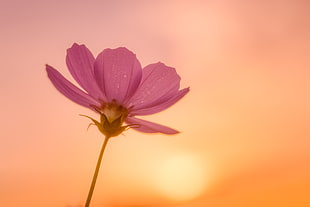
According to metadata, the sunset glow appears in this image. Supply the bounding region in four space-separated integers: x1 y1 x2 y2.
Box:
154 154 207 202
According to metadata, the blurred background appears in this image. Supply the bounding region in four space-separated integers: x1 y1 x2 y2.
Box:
0 0 309 206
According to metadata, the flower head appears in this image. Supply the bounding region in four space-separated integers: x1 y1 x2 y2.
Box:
46 43 189 137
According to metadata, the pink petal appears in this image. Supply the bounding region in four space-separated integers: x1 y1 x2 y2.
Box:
66 43 106 101
94 47 142 104
46 64 100 109
126 62 180 110
130 87 190 116
126 117 179 134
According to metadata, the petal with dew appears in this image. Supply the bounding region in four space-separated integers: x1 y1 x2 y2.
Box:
131 87 190 116
126 62 180 110
46 64 100 110
66 43 106 101
94 47 142 104
126 117 179 134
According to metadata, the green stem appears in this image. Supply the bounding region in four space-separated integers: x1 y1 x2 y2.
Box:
84 136 110 207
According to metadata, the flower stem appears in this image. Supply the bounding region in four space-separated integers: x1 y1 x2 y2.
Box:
85 136 110 207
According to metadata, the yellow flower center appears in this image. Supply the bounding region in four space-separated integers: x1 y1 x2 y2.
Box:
101 102 128 124
82 102 130 138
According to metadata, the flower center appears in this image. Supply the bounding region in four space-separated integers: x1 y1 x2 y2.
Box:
98 102 129 137
82 102 130 138
100 102 128 124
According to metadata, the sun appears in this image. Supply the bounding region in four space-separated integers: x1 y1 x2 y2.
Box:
154 154 207 202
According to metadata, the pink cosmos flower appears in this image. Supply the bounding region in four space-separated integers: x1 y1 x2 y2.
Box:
46 43 189 137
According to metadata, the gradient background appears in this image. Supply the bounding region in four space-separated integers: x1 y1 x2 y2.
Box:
1 0 309 207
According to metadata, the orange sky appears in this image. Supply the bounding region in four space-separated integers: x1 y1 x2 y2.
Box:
1 1 309 207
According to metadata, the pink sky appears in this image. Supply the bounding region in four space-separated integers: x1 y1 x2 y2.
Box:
1 1 309 207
